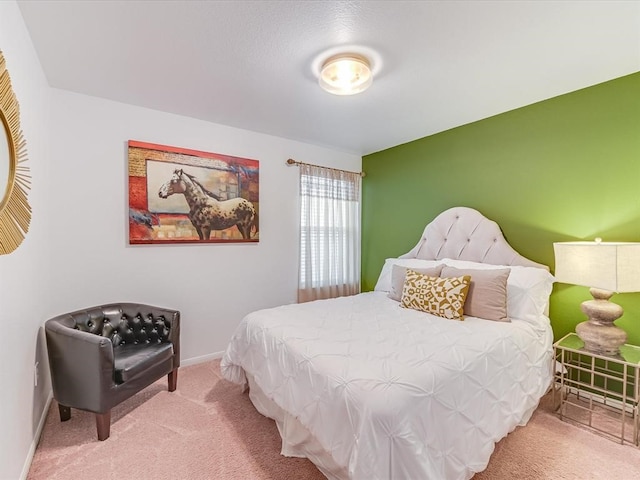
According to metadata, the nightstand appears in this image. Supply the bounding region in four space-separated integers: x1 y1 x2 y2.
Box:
553 333 640 446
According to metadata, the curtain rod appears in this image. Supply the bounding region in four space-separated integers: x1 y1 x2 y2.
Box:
286 158 366 177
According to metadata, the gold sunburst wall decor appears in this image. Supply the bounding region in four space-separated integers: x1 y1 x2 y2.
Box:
0 49 31 254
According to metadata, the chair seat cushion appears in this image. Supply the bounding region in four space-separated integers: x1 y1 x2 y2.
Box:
113 343 174 384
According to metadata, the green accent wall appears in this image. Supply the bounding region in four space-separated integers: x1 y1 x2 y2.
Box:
362 72 640 345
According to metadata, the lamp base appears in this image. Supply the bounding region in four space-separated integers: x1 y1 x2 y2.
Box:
576 288 627 356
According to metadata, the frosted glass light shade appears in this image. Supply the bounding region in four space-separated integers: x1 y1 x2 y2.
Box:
319 54 372 95
554 241 640 292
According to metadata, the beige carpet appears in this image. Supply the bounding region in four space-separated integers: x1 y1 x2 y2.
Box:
28 360 640 480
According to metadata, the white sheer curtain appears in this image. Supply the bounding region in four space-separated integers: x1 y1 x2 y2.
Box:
298 163 361 303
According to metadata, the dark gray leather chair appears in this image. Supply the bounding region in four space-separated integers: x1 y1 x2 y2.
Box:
44 303 180 440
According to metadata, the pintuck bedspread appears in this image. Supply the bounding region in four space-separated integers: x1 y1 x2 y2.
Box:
221 290 553 480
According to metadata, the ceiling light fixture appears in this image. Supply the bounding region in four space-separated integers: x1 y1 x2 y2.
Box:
319 53 373 96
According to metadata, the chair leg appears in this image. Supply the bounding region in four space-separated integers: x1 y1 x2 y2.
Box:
168 368 178 392
95 411 111 441
58 404 71 422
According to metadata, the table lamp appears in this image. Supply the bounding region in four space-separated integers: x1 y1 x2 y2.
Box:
553 239 640 355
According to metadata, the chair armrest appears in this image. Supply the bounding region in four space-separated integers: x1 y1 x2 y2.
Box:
156 306 180 367
45 316 115 413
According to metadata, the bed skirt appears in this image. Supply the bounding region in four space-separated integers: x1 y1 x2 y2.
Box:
246 372 347 480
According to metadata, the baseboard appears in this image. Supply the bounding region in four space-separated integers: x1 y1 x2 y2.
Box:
20 391 53 480
563 385 636 415
181 350 224 367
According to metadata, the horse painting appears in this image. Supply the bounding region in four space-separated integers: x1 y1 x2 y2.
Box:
158 169 258 240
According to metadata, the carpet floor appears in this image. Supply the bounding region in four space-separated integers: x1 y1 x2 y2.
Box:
28 360 640 480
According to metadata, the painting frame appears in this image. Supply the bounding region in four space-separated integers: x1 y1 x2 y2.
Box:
128 140 259 245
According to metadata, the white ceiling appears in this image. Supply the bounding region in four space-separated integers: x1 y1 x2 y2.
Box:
17 0 640 156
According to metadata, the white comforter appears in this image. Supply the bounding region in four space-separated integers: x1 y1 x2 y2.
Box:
221 291 553 480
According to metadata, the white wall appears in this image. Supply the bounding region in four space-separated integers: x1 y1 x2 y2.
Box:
1 1 361 477
46 91 361 360
0 2 51 479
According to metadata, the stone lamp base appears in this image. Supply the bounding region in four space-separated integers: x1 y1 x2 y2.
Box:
576 288 627 356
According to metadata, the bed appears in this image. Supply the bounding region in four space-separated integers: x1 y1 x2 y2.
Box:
221 206 555 480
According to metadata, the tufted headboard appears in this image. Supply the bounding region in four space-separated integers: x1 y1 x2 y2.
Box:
400 206 549 271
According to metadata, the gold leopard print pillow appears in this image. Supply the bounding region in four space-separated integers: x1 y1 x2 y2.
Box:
400 270 471 320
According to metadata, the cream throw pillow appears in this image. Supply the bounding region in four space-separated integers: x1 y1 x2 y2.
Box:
400 270 471 320
441 266 510 322
388 264 444 301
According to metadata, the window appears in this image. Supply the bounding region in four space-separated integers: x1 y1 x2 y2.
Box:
298 164 361 302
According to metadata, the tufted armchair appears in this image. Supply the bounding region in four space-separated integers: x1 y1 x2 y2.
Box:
44 303 180 440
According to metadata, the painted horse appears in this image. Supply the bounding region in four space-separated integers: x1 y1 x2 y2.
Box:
158 169 258 240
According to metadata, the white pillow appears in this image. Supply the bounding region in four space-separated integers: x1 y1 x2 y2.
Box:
439 258 555 326
374 258 444 292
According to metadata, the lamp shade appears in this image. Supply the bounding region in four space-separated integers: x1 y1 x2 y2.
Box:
553 241 640 292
